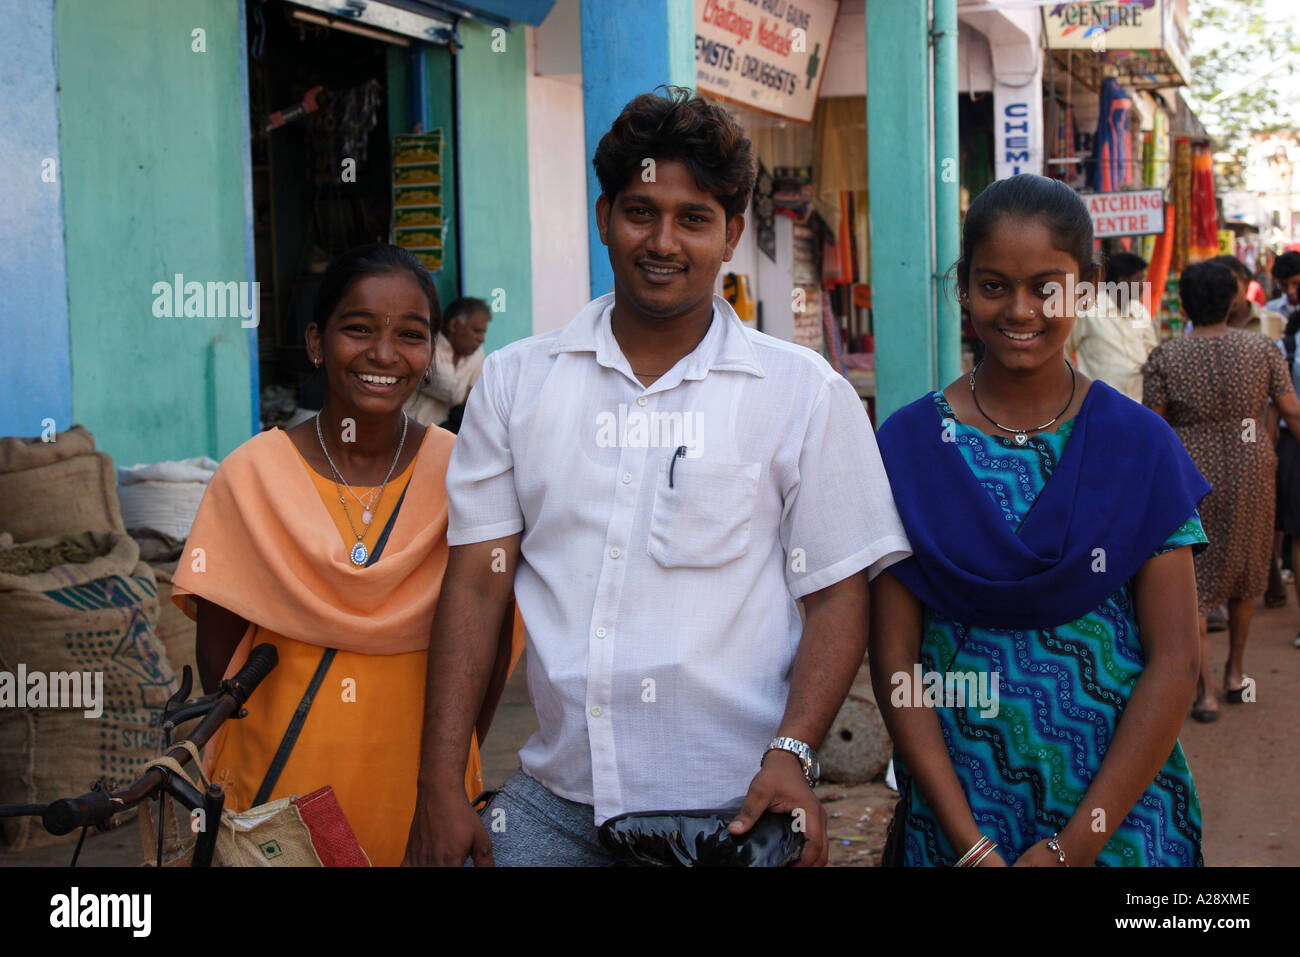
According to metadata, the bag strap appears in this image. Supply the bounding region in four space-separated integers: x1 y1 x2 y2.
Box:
252 478 411 806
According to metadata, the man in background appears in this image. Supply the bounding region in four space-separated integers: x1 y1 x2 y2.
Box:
1267 251 1300 326
1213 254 1285 339
405 296 490 433
1065 251 1158 403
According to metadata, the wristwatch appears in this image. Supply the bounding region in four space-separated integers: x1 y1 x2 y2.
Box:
764 736 820 788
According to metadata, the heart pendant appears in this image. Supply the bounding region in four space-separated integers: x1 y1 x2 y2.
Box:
1013 432 1028 446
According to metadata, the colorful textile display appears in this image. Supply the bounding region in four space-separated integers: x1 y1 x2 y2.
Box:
1090 77 1133 192
1173 138 1191 273
1190 144 1219 261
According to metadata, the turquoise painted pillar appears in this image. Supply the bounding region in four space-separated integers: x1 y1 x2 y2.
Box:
56 0 252 463
456 22 531 351
0 0 72 438
580 0 695 299
933 0 962 387
867 1 935 421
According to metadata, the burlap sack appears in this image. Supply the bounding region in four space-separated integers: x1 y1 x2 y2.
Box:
0 426 126 543
0 531 177 850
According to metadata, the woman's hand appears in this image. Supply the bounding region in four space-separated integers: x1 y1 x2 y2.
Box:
1012 839 1068 867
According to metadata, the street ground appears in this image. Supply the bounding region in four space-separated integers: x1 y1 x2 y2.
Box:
4 598 1297 866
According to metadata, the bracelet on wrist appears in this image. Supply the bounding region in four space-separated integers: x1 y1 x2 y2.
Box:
1046 833 1068 866
955 834 996 867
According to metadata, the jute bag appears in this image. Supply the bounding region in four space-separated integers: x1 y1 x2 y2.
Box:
0 426 126 543
0 531 176 850
139 741 325 867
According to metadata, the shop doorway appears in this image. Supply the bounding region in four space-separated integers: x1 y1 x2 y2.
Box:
246 1 396 419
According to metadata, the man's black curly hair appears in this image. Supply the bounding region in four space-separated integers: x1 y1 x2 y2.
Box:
592 86 757 221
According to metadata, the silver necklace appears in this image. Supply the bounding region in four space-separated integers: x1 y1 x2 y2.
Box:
315 411 408 566
968 359 1076 446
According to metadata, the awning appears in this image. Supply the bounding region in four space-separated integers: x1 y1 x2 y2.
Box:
288 0 556 46
405 0 557 28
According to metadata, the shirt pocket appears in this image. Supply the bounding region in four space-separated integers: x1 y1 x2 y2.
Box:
647 456 761 568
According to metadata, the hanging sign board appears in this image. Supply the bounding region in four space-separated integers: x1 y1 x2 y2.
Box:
1080 189 1165 238
694 0 840 123
1044 1 1190 87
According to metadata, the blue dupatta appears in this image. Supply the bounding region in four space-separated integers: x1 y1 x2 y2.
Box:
875 380 1210 629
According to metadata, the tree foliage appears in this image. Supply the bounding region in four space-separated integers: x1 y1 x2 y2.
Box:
1189 0 1299 184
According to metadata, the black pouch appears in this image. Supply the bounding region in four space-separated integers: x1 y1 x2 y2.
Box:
598 808 804 867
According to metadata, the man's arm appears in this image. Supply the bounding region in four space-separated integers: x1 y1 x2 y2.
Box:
727 569 869 867
403 533 520 866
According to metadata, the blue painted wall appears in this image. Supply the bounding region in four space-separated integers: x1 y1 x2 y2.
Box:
0 0 72 439
580 0 695 300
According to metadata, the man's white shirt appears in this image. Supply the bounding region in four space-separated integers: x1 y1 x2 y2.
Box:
446 293 911 823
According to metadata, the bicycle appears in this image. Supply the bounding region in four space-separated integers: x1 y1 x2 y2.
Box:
0 643 279 867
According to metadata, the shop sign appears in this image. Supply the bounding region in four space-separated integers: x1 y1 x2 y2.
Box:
995 97 1039 180
694 0 840 123
1044 1 1190 86
1045 1 1162 49
1081 189 1165 238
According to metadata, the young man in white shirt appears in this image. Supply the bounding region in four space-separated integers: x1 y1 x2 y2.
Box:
1064 251 1157 403
403 87 910 867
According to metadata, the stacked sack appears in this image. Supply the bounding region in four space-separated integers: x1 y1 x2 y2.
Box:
116 457 218 681
0 428 179 850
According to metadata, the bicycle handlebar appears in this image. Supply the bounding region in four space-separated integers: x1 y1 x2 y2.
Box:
39 643 279 835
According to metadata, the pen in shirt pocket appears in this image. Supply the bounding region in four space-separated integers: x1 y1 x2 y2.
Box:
669 445 687 488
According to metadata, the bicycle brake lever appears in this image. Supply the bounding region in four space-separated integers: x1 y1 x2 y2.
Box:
163 665 194 722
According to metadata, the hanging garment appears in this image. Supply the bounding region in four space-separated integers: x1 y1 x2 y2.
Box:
1091 77 1133 192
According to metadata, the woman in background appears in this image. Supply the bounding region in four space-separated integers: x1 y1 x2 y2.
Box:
1143 260 1300 721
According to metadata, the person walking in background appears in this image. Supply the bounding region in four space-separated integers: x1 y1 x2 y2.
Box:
405 296 490 433
1143 261 1300 723
1213 254 1285 339
1064 251 1157 402
874 175 1209 867
1266 250 1300 325
1274 308 1300 647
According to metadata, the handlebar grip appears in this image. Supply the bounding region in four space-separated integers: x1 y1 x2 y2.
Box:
227 643 279 706
43 788 114 835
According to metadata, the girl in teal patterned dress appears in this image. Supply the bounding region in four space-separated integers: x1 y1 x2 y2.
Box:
873 175 1210 868
891 392 1206 866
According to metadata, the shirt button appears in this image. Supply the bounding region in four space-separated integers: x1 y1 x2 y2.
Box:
622 472 632 484
595 627 607 638
636 396 648 407
590 706 602 717
609 547 621 559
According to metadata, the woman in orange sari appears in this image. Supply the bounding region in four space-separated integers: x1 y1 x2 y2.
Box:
173 244 520 866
